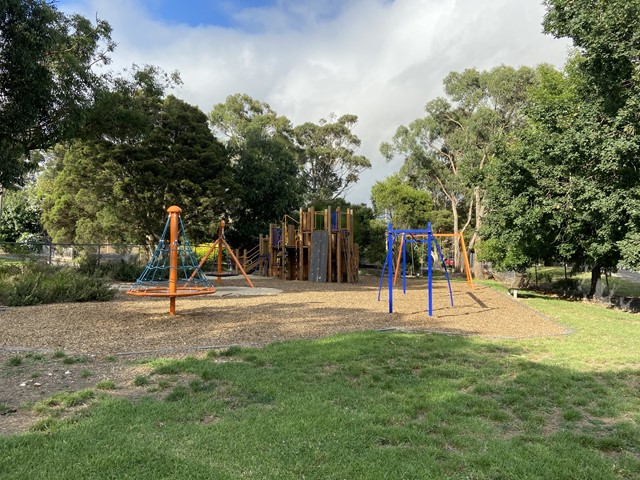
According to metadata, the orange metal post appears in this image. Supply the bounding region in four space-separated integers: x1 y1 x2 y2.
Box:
188 238 219 282
167 205 181 315
220 238 255 288
217 221 225 285
393 234 405 286
458 233 474 289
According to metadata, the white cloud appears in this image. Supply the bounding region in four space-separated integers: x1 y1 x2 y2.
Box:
62 0 572 205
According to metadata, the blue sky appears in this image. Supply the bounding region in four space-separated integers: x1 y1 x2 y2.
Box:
59 0 350 31
156 0 348 30
55 0 572 204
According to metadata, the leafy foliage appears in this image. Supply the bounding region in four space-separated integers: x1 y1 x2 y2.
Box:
209 94 304 247
0 185 44 242
382 66 537 272
484 2 640 291
295 113 371 203
0 0 115 189
370 174 432 228
0 263 115 306
76 256 146 282
38 72 233 245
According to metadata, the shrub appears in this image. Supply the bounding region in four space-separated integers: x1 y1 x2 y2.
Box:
77 256 146 282
0 264 116 306
551 277 581 292
103 259 146 282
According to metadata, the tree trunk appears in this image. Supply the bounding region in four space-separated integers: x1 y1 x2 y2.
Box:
587 263 601 298
469 186 485 279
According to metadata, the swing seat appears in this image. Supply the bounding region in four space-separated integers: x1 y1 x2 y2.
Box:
205 271 240 278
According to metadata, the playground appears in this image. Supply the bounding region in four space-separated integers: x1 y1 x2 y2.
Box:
0 275 569 357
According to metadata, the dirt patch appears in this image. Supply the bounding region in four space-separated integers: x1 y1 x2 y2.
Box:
0 275 570 435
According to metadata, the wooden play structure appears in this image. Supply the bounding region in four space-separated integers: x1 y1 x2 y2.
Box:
253 207 359 283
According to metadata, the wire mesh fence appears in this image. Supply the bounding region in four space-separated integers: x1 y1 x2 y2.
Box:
0 242 150 265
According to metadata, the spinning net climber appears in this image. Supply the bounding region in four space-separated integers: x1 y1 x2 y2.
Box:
127 206 216 315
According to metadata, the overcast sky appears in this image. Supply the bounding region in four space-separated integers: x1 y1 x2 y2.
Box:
58 0 572 205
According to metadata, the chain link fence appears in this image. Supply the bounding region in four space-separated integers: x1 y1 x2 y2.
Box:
0 242 150 265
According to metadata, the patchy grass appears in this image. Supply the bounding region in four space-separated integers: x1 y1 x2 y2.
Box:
95 380 115 391
133 375 149 387
6 356 22 367
33 389 95 416
62 356 88 365
0 296 638 479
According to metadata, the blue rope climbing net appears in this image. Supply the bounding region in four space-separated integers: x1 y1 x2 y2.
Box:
129 213 211 292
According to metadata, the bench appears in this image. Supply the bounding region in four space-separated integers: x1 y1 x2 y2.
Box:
501 271 523 298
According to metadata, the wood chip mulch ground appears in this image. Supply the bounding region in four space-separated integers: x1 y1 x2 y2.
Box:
0 275 570 356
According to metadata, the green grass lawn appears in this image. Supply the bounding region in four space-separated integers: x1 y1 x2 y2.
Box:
1 293 638 479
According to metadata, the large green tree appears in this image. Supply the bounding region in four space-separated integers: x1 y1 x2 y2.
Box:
0 184 44 243
39 71 233 245
381 66 537 274
294 114 371 203
0 0 114 192
209 94 304 247
370 174 432 229
484 1 640 296
544 0 640 277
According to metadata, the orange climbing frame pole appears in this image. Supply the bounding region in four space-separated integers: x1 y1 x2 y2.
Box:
168 205 181 315
188 221 255 288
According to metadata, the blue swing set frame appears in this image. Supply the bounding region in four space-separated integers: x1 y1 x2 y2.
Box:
377 222 454 317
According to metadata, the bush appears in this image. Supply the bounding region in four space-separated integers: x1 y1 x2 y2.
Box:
0 264 116 306
551 277 581 292
101 259 146 282
77 255 146 282
193 244 219 272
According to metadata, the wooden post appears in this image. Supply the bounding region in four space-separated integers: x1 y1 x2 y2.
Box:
216 221 224 285
347 209 354 283
167 205 181 315
281 216 286 279
298 207 303 280
308 207 315 282
336 207 342 283
326 207 332 282
269 224 277 277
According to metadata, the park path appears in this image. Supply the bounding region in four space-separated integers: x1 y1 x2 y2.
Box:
613 268 640 283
